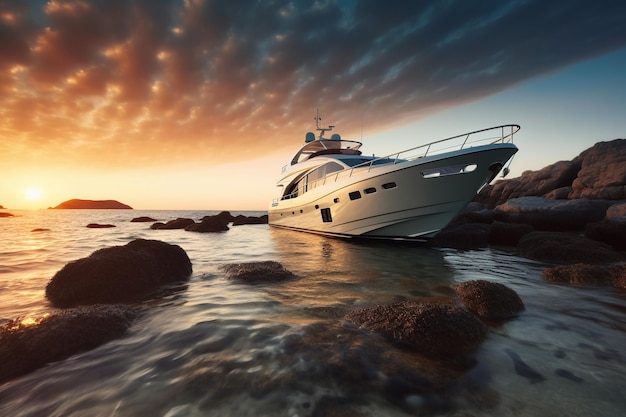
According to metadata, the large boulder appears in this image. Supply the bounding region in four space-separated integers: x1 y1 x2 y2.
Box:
517 232 623 264
0 304 137 384
185 215 230 232
585 218 626 250
452 280 524 321
220 261 296 284
543 263 626 289
345 301 487 358
232 214 269 225
494 197 612 231
46 239 192 307
475 159 581 207
488 221 534 246
475 139 626 207
606 202 626 219
569 139 626 200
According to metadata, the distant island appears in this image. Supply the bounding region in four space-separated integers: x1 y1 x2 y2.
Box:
51 199 133 209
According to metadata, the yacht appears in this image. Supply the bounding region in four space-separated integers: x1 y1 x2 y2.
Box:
269 112 519 240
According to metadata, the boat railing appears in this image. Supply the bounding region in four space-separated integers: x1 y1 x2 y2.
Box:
276 124 519 202
350 124 520 174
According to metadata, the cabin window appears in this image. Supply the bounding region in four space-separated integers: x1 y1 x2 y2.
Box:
321 208 332 222
382 182 397 189
306 162 344 192
349 191 361 200
364 187 376 194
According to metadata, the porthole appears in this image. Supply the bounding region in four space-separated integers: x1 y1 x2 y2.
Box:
333 197 340 203
382 182 397 189
349 191 362 200
364 187 376 194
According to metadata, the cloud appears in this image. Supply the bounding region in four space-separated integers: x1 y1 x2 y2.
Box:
1 0 625 169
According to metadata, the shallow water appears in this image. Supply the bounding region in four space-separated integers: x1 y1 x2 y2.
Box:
0 210 625 416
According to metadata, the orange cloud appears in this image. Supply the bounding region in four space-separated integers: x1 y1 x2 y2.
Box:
1 0 626 173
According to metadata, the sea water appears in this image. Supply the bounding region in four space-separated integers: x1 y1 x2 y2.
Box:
0 210 624 416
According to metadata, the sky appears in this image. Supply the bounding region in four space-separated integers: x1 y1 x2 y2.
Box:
1 0 625 210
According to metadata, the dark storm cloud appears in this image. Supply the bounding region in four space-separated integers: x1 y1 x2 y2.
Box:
1 0 625 167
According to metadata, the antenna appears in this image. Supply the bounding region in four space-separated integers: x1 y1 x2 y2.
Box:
314 108 334 139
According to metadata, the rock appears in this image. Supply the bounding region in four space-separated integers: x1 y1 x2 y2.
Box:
45 239 192 307
475 159 581 207
494 197 612 231
131 216 157 222
185 215 230 232
585 218 626 250
152 218 195 230
606 202 626 219
200 211 235 223
220 261 296 284
0 304 137 384
232 214 269 225
569 139 626 200
0 212 14 217
150 222 165 230
543 263 626 289
504 348 546 383
475 139 626 207
51 199 133 209
86 223 116 228
31 228 51 232
427 223 489 250
452 280 524 321
345 301 487 358
518 232 623 264
488 221 534 246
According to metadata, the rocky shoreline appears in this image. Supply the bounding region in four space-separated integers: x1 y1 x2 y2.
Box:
1 138 624 387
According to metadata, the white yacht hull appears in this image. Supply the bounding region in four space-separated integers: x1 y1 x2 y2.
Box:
269 143 517 240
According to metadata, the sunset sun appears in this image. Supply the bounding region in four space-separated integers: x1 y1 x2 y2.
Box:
24 187 43 201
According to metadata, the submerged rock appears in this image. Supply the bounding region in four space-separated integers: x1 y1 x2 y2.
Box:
131 216 157 222
46 239 192 307
86 223 116 228
0 212 14 217
518 232 623 264
220 261 296 284
504 348 546 383
543 263 626 289
345 301 487 358
0 304 138 384
452 280 524 321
